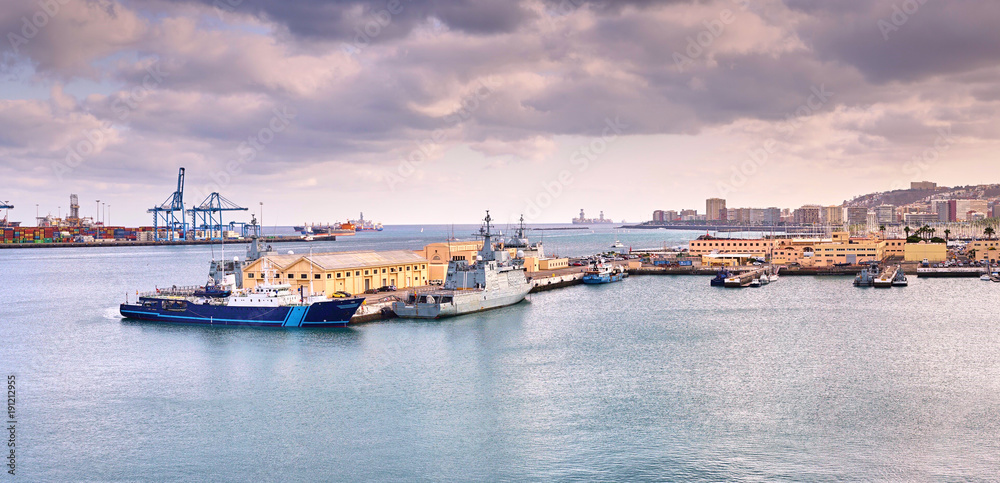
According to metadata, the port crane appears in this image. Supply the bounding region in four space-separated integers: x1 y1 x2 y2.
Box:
188 192 248 241
148 168 188 241
0 200 12 227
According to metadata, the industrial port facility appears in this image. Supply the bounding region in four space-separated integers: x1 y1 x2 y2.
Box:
1 167 360 248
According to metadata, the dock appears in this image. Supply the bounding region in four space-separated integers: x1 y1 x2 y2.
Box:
724 267 770 287
0 234 343 249
917 268 988 278
874 265 899 287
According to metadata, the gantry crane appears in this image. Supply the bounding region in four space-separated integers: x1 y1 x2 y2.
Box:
148 168 187 241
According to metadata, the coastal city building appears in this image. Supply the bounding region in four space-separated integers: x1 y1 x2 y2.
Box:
706 198 727 221
688 231 919 268
844 206 870 226
875 205 897 224
822 206 844 225
793 205 822 225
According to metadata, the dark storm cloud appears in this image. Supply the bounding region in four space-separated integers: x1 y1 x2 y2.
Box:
4 0 1000 189
788 0 1000 83
128 0 534 39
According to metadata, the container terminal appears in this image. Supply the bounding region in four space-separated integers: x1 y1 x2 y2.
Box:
1 167 356 249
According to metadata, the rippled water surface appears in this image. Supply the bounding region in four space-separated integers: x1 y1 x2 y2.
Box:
3 226 999 481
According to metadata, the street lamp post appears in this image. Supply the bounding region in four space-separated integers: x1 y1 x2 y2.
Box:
95 200 100 239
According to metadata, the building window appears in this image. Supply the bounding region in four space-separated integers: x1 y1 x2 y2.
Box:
336 272 342 278
301 274 308 279
421 265 426 269
248 273 254 278
327 274 332 279
356 271 361 276
288 274 294 278
382 268 387 273
390 268 395 272
406 266 411 271
364 270 370 275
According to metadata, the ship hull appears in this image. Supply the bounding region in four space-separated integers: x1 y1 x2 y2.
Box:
120 297 364 328
582 272 625 284
392 286 531 319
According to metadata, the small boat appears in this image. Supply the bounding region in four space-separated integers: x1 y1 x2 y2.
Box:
749 278 762 287
980 274 991 281
582 258 626 284
193 282 232 298
611 239 625 248
854 263 880 287
768 266 779 282
892 268 908 287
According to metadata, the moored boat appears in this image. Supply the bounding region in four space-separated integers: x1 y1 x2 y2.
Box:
120 234 365 328
582 258 626 284
391 211 531 319
710 268 732 287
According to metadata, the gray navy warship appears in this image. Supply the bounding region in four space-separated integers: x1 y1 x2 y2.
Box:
392 211 532 319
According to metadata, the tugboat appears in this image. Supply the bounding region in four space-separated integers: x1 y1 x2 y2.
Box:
392 211 531 319
892 267 908 286
854 263 880 287
582 258 627 284
120 233 365 328
710 268 732 287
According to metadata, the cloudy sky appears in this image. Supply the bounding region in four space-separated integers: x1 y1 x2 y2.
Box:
1 0 998 226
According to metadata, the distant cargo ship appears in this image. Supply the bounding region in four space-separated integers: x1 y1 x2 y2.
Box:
350 212 383 232
293 223 356 235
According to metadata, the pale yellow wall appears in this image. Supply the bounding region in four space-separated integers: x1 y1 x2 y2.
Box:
538 258 568 270
522 257 539 273
691 235 896 267
242 256 429 296
904 243 947 262
970 240 1000 263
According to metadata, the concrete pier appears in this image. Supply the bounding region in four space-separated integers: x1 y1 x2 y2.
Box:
917 268 988 278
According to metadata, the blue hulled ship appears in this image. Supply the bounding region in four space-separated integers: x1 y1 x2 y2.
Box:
120 231 365 328
120 283 364 328
582 258 627 284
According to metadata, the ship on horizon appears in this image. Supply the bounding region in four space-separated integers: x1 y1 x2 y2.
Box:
572 209 617 225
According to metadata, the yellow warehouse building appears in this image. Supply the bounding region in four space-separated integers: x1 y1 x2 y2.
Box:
242 250 430 296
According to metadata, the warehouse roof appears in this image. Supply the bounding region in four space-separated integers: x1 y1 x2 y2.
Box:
247 250 427 271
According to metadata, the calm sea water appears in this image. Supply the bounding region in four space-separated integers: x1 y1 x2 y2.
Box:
3 225 1000 481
